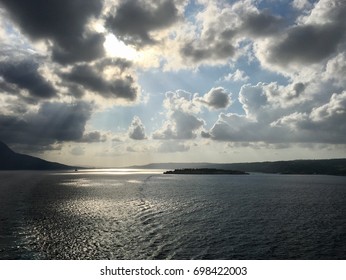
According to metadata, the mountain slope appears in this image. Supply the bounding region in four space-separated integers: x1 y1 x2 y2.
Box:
0 141 73 170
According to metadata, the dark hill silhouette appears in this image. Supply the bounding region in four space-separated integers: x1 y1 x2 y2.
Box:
0 141 73 170
130 159 346 176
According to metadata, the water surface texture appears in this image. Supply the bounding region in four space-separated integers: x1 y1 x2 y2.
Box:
1 170 345 259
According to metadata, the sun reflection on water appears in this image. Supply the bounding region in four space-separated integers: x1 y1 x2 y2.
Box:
51 169 165 176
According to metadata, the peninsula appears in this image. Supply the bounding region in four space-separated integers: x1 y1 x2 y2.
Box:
163 168 248 175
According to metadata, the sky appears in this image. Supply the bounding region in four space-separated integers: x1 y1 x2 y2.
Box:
0 0 346 167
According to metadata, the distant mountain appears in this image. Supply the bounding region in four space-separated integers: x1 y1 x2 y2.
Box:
0 141 73 170
130 159 346 176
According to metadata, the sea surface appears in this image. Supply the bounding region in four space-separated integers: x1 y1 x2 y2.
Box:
0 170 345 260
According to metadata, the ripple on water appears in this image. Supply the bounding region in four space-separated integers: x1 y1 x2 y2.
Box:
2 172 346 259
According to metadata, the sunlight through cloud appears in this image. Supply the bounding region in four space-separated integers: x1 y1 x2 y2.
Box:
104 33 138 60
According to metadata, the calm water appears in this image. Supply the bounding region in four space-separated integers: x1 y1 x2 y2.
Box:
0 170 346 259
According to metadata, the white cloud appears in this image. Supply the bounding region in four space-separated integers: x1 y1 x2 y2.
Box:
206 87 346 144
324 52 346 87
310 91 346 122
292 0 313 10
153 110 204 140
223 69 249 82
128 116 147 140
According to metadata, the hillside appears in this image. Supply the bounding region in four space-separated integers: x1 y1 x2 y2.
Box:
0 141 73 170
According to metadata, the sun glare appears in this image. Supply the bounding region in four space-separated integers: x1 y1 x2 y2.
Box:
104 33 138 60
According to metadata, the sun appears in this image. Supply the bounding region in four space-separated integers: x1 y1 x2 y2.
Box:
104 33 138 60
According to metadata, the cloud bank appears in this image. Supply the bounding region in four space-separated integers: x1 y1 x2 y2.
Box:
0 0 345 162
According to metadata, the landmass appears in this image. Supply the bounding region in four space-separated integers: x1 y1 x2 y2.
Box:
131 159 346 176
0 141 75 170
2 139 346 175
164 168 248 175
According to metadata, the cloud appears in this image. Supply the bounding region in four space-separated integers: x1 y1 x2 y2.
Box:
197 87 232 109
223 69 249 82
0 60 56 99
177 1 284 67
153 111 204 140
268 24 344 65
157 141 190 153
325 52 346 87
153 90 205 140
0 0 105 64
204 82 346 145
180 41 235 64
1 0 345 159
177 2 239 65
0 101 92 147
292 0 313 10
79 131 107 143
70 146 85 156
52 33 105 65
239 83 271 119
256 0 346 72
128 116 147 140
241 10 283 37
207 113 267 142
163 90 201 113
106 0 179 47
126 146 136 152
61 63 138 100
271 92 346 144
310 91 346 122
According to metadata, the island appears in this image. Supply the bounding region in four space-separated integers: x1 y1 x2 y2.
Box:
163 168 248 175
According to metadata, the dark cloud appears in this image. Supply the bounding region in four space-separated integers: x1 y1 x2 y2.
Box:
9 142 64 154
180 41 235 63
128 116 146 140
201 131 211 138
197 87 232 109
106 0 179 47
95 58 133 72
268 23 345 65
0 0 104 64
288 82 306 99
0 60 56 99
241 11 283 37
293 82 306 94
0 101 92 147
61 64 138 100
79 131 107 143
51 33 105 65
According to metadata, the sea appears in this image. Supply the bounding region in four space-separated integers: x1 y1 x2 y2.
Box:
0 169 345 260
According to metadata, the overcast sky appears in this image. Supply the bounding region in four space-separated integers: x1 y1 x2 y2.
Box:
1 0 346 167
